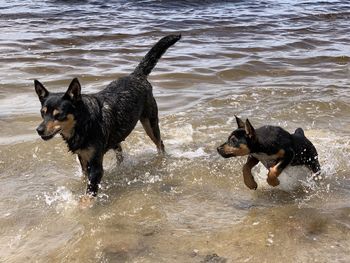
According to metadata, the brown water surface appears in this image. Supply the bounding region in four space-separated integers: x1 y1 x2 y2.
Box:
0 1 349 262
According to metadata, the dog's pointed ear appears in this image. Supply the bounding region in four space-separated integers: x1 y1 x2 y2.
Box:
235 115 245 129
245 119 256 138
64 78 81 101
34 80 49 102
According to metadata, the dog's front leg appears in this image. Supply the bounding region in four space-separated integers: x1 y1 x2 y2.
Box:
86 155 104 196
267 148 294 186
78 155 88 176
242 156 259 189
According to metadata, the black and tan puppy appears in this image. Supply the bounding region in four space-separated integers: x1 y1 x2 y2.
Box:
217 116 321 189
34 34 181 196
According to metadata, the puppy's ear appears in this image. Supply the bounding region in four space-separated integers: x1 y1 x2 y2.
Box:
64 78 81 101
34 80 49 102
245 119 256 139
235 115 245 129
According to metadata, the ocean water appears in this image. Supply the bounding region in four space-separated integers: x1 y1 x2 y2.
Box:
0 1 349 262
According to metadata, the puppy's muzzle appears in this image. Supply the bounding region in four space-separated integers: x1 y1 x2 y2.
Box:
217 144 234 158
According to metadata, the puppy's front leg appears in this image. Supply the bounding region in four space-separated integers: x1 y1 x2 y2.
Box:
267 148 294 186
242 156 259 189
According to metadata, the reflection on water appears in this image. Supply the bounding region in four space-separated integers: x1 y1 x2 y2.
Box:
0 0 349 262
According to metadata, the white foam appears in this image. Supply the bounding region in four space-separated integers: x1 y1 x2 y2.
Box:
165 124 193 145
171 147 209 159
163 123 209 159
43 186 77 209
253 164 314 191
127 171 163 185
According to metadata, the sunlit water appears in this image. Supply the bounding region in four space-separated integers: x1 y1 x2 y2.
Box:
0 0 349 262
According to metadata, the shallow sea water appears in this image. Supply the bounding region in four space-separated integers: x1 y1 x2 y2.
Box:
0 0 349 262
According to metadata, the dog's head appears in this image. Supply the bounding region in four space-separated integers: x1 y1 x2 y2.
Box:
217 116 256 158
34 78 81 140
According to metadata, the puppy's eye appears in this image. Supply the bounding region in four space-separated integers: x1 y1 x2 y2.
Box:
229 136 240 146
230 136 237 143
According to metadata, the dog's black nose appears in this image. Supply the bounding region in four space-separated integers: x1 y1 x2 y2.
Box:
36 125 45 136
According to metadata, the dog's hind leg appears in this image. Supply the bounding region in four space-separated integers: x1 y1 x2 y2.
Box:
141 95 165 153
140 117 165 153
140 98 164 153
114 143 123 164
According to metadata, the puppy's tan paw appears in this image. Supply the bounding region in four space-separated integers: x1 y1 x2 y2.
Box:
267 175 280 187
268 166 279 178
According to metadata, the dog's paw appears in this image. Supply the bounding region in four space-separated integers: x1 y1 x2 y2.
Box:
243 168 258 190
78 194 95 209
268 166 279 178
267 175 280 187
244 178 258 190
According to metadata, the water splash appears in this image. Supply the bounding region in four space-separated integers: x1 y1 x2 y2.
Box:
165 123 194 145
41 186 77 212
170 147 209 159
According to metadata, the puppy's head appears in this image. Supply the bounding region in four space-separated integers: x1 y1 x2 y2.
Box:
217 116 256 158
34 78 81 140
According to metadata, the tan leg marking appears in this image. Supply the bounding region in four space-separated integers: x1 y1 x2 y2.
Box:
267 163 281 187
141 118 164 153
266 149 285 187
76 147 95 176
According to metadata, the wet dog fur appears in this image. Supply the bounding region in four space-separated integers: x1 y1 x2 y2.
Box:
217 116 321 189
34 34 181 196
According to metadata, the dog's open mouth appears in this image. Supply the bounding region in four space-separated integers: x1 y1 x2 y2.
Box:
41 129 61 141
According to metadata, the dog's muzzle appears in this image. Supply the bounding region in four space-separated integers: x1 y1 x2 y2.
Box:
217 144 235 158
36 124 61 141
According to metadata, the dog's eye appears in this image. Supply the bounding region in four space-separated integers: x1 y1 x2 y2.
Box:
40 106 48 117
54 113 66 121
229 136 240 146
230 136 237 143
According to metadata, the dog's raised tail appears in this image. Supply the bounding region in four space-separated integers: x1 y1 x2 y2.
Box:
132 34 181 77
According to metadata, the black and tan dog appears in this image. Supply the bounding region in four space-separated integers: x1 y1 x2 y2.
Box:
217 116 321 189
34 34 181 197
